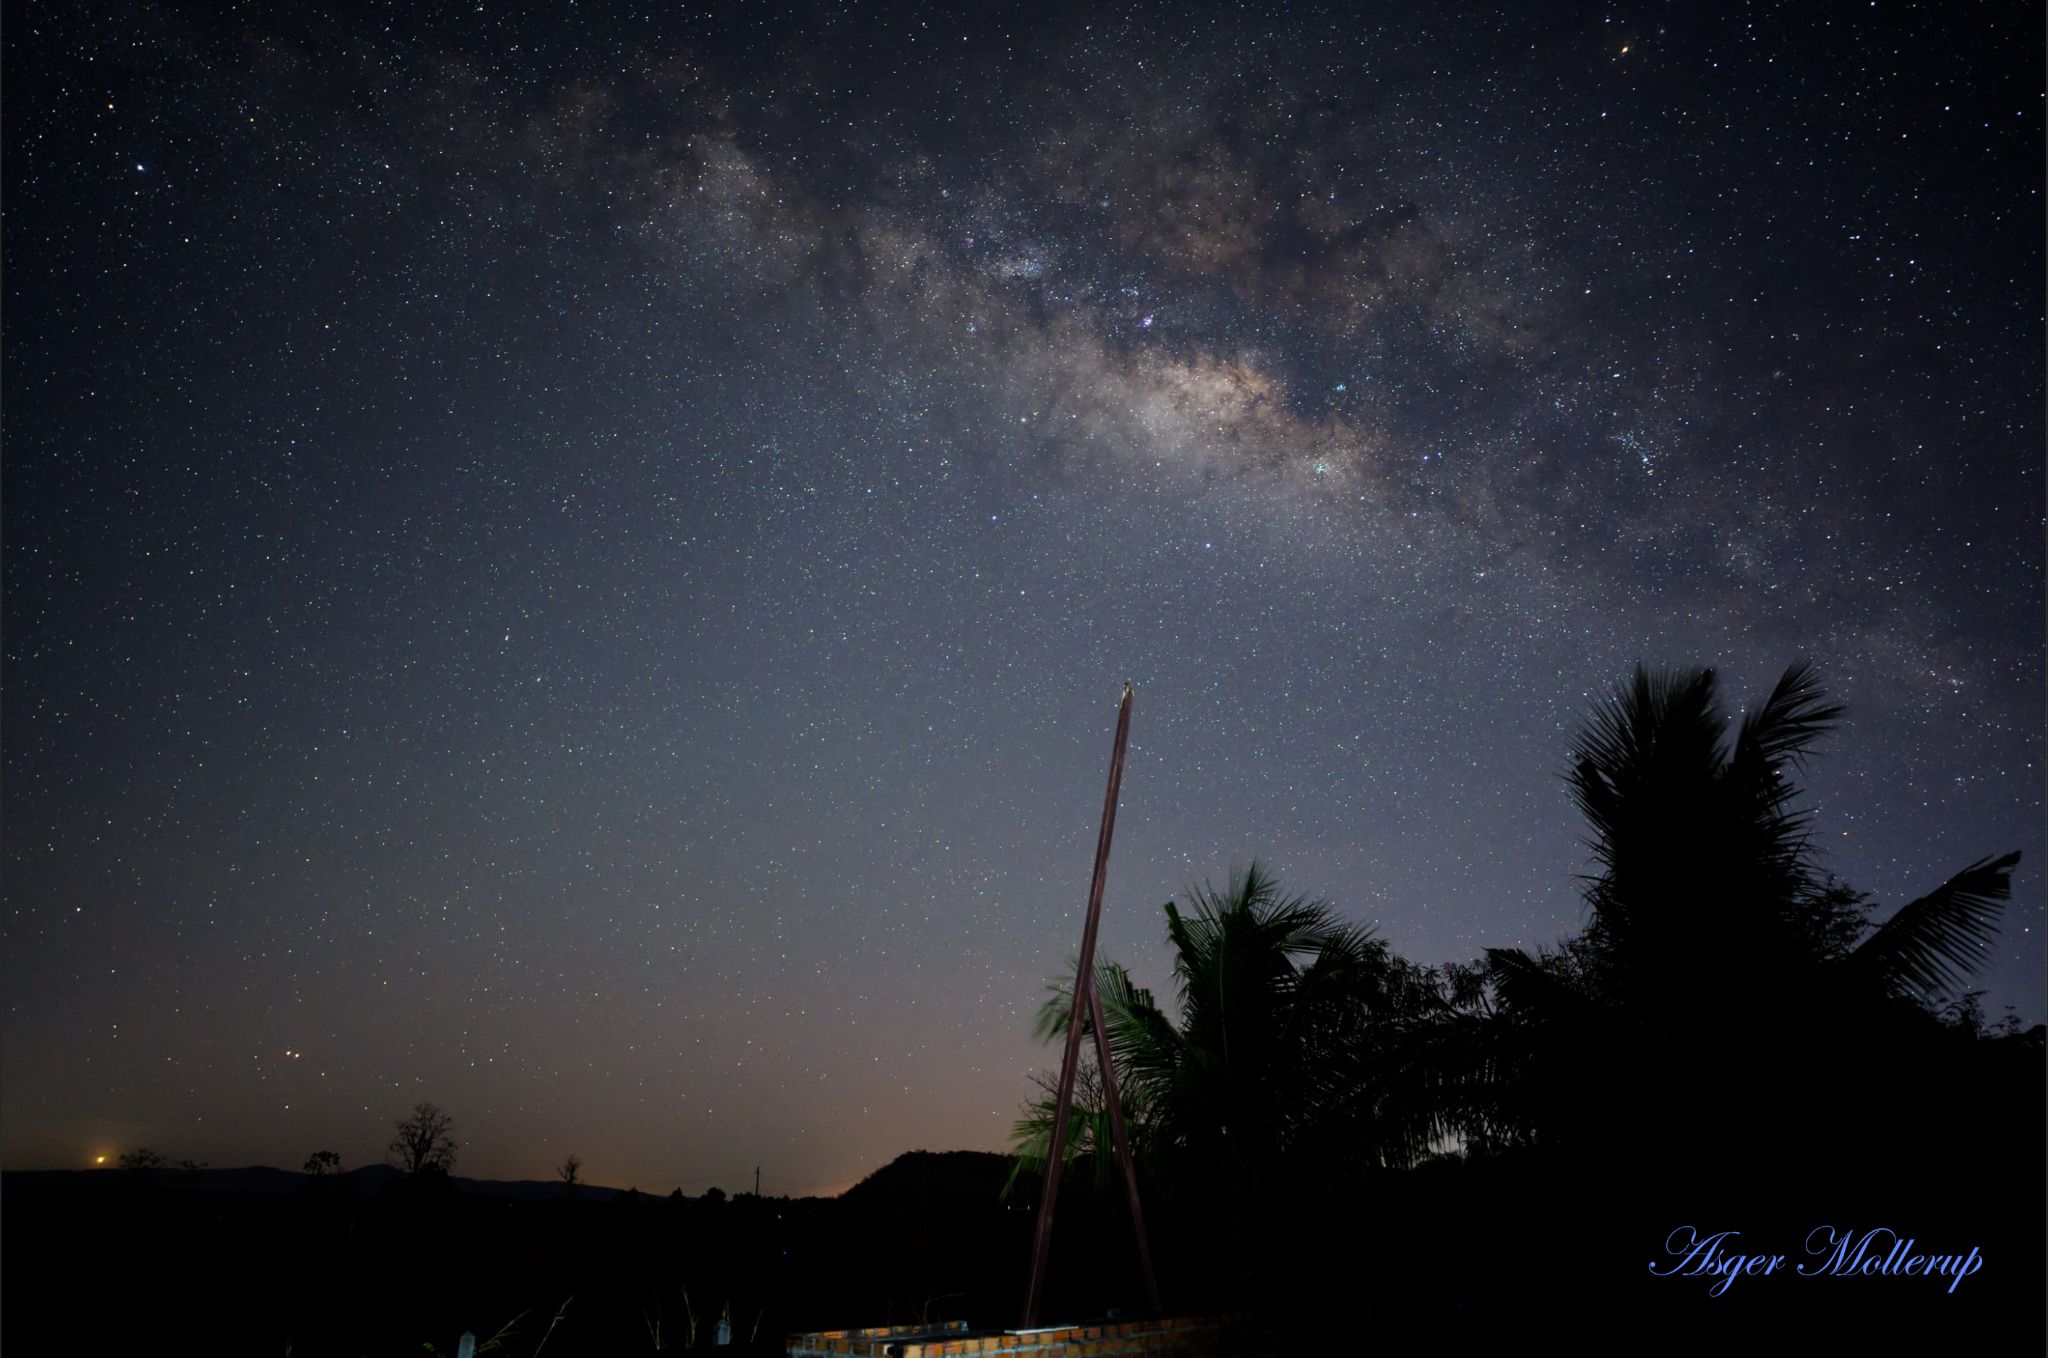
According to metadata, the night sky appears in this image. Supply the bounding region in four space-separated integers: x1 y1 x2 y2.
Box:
4 2 2041 1195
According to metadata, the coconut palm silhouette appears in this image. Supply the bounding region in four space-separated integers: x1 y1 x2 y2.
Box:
1485 662 2020 1148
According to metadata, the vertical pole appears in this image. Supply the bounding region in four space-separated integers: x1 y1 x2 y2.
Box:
1022 683 1136 1329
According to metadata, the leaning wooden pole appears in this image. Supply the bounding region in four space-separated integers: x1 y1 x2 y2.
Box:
1085 970 1163 1317
1021 682 1158 1327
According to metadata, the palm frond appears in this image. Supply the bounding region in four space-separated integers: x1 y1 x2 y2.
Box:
1094 961 1181 1086
1566 666 1725 880
1729 661 1843 774
1003 1100 1107 1199
1847 852 2019 998
1029 958 1087 1043
1483 946 1594 1020
1569 666 1723 794
1717 664 1841 894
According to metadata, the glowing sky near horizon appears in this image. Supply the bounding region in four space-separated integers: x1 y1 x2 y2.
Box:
3 1 2041 1192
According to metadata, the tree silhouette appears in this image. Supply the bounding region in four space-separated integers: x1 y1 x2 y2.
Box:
302 1150 342 1178
1543 661 2016 1001
1482 662 2022 1150
117 1148 166 1186
1011 863 1455 1211
388 1102 458 1176
557 1153 582 1194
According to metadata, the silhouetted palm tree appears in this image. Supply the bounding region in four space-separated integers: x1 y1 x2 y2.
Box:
1010 864 1460 1204
1484 662 2020 1147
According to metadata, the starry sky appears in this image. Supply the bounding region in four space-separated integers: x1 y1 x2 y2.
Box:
3 1 2042 1194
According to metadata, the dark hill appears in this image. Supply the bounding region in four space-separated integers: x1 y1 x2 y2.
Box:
837 1149 1020 1216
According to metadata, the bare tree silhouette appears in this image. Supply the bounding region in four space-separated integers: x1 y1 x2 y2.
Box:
388 1102 458 1176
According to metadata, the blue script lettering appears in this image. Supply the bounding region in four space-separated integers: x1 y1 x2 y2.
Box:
1649 1227 1786 1296
1800 1227 1984 1293
1930 1246 1984 1294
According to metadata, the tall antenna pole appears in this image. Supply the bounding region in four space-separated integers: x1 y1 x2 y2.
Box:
1022 682 1158 1327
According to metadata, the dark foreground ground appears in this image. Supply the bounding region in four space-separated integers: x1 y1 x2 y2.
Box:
4 1127 2041 1356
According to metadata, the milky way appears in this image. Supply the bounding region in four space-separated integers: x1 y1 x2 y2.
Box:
4 2 2041 1192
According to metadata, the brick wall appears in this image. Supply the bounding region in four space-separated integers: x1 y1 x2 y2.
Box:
787 1314 1253 1358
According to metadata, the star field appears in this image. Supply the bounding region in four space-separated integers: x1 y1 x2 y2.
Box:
3 1 2041 1193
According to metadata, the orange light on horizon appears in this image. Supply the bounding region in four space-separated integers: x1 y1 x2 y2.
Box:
94 1154 107 1165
